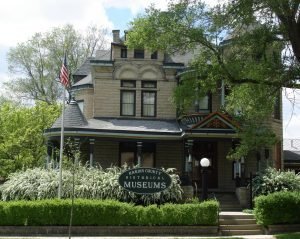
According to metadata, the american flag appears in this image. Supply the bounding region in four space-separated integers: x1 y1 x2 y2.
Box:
60 54 69 87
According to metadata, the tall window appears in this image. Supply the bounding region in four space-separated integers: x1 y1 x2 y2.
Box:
142 81 157 117
151 51 158 59
121 80 136 116
195 94 211 113
121 48 127 58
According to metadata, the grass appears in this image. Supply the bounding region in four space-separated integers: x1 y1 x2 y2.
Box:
275 232 300 239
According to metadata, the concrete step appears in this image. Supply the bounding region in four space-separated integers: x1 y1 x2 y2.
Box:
220 204 242 208
221 229 263 236
220 208 242 212
219 212 262 236
219 213 254 220
219 218 257 225
220 224 262 230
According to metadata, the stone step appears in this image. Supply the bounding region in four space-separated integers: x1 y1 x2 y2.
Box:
219 214 254 220
220 204 242 208
220 224 262 230
221 229 263 236
219 218 257 225
220 208 242 212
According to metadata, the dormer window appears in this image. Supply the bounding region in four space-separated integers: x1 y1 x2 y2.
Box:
134 49 144 59
121 48 127 58
151 51 158 59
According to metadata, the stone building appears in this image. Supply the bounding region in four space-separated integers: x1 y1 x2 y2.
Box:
45 30 283 195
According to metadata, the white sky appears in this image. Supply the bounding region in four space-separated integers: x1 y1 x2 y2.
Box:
0 0 299 140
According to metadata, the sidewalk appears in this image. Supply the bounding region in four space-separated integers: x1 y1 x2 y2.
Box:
0 236 276 239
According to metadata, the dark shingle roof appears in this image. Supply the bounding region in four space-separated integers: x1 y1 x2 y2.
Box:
48 115 181 136
73 57 94 76
95 50 111 60
72 74 92 87
88 118 181 133
51 100 87 128
284 150 300 163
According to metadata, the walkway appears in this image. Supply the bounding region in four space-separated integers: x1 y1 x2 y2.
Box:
0 236 276 239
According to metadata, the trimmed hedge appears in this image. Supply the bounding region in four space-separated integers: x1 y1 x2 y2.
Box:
254 191 300 226
0 199 219 226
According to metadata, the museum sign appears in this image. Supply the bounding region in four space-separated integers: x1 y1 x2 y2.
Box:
118 168 172 194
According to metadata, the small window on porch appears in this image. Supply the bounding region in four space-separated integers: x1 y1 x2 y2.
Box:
120 152 135 167
119 142 155 167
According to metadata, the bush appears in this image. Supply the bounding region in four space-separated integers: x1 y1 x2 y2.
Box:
252 167 300 197
0 199 219 226
0 166 182 205
254 191 300 226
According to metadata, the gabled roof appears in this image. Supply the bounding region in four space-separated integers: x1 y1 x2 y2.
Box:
191 112 239 131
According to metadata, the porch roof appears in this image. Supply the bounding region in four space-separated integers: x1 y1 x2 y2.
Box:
45 117 183 139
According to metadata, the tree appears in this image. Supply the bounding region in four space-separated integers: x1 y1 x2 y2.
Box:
6 24 108 104
0 102 60 179
126 0 300 159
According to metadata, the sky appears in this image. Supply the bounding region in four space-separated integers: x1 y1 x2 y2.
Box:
0 0 299 141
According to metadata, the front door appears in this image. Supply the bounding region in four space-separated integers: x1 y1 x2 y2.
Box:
192 141 218 188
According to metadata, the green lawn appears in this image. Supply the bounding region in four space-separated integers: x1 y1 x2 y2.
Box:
275 232 300 239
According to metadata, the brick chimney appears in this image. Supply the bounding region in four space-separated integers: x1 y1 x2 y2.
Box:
112 30 120 43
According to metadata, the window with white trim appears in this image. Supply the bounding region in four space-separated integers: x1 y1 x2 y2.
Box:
120 80 136 116
142 81 157 117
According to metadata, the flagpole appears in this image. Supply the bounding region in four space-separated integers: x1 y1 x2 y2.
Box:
58 52 69 199
58 86 66 199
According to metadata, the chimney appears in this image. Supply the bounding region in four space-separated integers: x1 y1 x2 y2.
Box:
112 30 120 43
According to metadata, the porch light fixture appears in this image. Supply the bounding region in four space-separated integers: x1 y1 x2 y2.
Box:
200 157 210 167
200 157 210 201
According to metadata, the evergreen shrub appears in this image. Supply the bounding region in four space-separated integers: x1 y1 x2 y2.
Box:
0 199 219 226
254 191 300 226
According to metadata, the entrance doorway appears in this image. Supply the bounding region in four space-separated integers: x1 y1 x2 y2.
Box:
191 141 218 188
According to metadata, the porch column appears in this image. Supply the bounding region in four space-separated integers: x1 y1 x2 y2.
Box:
46 141 52 169
89 138 95 167
53 145 58 168
185 139 193 172
74 138 80 164
221 79 225 107
137 141 143 166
